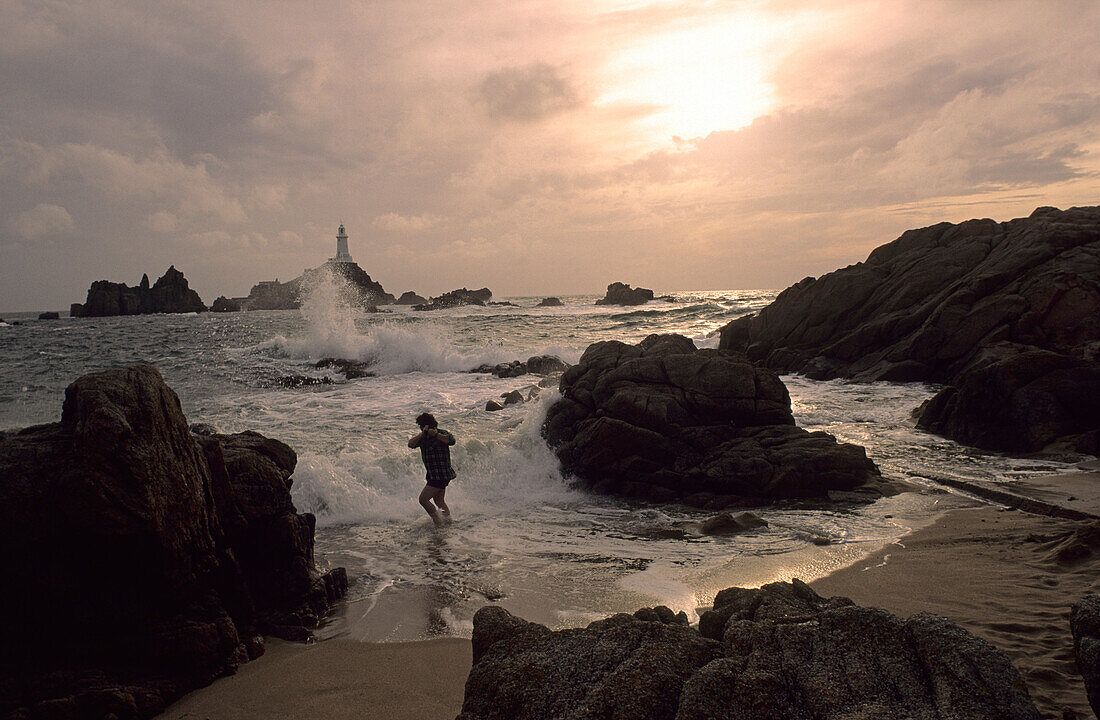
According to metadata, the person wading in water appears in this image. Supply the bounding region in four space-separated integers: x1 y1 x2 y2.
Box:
408 412 456 527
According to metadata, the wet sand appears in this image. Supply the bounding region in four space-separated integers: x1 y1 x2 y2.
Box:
159 471 1100 720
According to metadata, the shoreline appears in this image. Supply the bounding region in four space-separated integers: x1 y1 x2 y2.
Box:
158 477 1099 720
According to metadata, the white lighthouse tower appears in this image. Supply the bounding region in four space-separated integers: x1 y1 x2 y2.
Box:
331 223 354 263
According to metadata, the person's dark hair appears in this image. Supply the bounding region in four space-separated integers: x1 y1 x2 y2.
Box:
416 412 438 429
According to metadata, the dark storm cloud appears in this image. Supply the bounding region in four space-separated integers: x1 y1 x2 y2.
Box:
478 64 582 121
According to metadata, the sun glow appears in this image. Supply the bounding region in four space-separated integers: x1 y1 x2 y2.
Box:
598 9 793 141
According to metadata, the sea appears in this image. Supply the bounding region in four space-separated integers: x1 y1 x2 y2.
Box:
0 280 1086 642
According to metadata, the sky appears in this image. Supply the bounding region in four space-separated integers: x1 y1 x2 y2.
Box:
2 0 1099 311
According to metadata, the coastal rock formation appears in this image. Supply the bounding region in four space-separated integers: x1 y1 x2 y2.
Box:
396 290 428 305
537 296 563 307
245 262 395 311
596 281 654 306
458 580 1040 720
542 334 882 505
1072 593 1100 716
211 296 242 312
0 366 346 719
473 355 569 379
413 287 493 311
71 266 207 317
719 205 1100 453
38 311 59 320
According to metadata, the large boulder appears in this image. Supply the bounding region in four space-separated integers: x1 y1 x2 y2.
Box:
0 366 346 720
458 581 1041 720
596 282 654 306
719 205 1100 453
1071 594 1100 717
71 267 207 317
542 334 882 505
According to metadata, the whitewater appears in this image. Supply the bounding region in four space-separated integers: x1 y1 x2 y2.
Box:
0 281 1084 641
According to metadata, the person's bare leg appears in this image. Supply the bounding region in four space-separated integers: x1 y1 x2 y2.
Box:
433 487 451 523
419 485 444 526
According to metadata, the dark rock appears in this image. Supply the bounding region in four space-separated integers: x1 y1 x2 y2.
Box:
395 291 427 305
245 262 395 311
501 390 525 406
413 287 493 311
38 311 59 320
718 205 1100 453
493 361 527 378
314 358 375 379
693 511 768 535
537 297 563 307
459 581 1040 720
1072 594 1100 717
525 355 569 375
211 296 242 312
268 375 336 388
486 400 504 412
72 266 207 317
0 366 346 719
189 422 220 436
595 281 654 306
541 334 882 503
489 301 517 307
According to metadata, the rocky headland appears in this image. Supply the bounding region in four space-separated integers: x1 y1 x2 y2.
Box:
0 366 346 720
596 281 653 306
244 261 395 311
458 579 1042 720
413 287 493 311
70 266 207 317
719 205 1100 454
542 334 885 507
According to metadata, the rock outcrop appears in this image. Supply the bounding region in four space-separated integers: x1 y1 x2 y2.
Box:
596 282 653 306
413 287 493 311
71 266 207 317
719 205 1100 453
245 261 395 311
0 366 346 720
472 355 570 379
211 296 242 312
542 334 883 506
396 291 428 305
537 296 563 307
458 580 1041 720
1072 594 1100 717
38 311 59 320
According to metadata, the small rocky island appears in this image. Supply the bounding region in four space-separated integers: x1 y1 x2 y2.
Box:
413 287 493 311
243 224 396 310
0 366 346 719
720 205 1100 454
596 281 653 306
70 266 207 317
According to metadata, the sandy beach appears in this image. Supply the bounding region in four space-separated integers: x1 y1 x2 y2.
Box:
158 472 1100 720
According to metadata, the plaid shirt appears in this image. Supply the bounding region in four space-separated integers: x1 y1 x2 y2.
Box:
419 429 456 485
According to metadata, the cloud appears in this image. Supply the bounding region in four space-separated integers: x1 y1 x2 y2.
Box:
146 211 178 233
12 203 73 238
373 212 440 233
478 64 583 121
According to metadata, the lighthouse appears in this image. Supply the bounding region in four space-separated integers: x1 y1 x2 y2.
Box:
331 223 354 263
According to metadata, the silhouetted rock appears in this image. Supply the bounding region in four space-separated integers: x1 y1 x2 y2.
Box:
396 291 427 305
0 366 346 720
525 355 569 375
596 282 654 306
245 262 395 311
413 287 493 311
71 266 207 317
1072 594 1100 717
458 581 1040 720
537 297 563 307
542 334 883 504
211 296 242 312
719 205 1100 453
37 311 59 320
